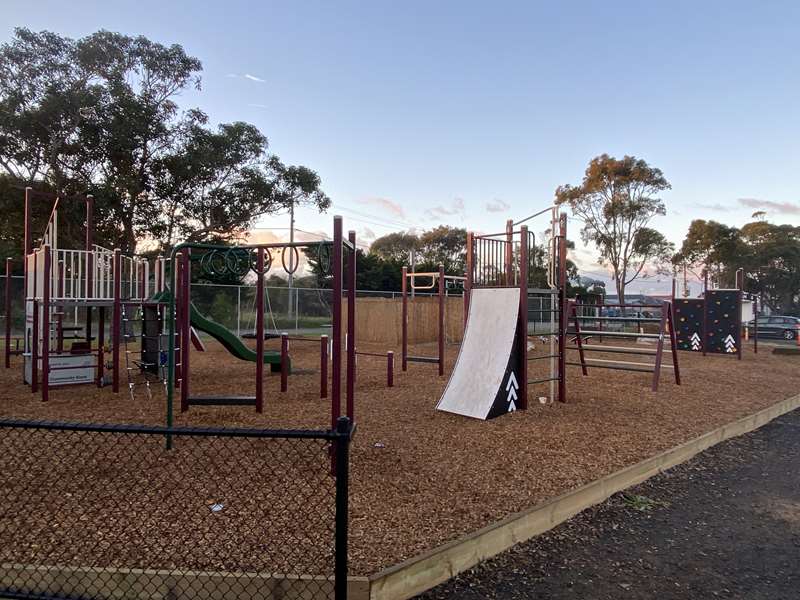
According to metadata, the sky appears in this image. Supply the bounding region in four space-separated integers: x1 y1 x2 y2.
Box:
3 0 799 294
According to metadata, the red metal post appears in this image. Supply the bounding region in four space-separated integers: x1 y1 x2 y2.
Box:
702 270 708 357
557 214 568 402
23 188 32 295
735 268 743 361
505 219 513 285
280 333 288 393
256 248 265 412
518 226 528 410
401 266 408 371
331 217 343 429
4 258 11 368
387 351 394 387
667 301 681 385
112 249 122 393
652 301 669 392
42 246 51 402
86 195 94 296
346 230 356 420
464 232 473 331
97 306 105 387
753 296 758 354
438 264 445 376
31 299 38 394
179 250 191 410
320 335 328 399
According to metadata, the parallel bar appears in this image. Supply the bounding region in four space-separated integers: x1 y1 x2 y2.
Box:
188 396 257 406
528 353 560 361
406 355 439 364
572 315 662 323
566 345 667 356
529 376 559 385
573 330 659 339
566 361 654 373
584 357 672 369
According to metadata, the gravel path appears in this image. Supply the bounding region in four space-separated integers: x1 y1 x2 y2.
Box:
419 408 800 599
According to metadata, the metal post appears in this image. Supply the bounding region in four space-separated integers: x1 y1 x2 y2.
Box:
97 306 105 387
23 188 32 296
346 231 356 420
112 249 121 393
438 264 445 377
557 214 568 403
652 302 669 392
4 258 11 368
505 219 513 284
464 232 473 330
702 270 708 357
518 227 528 409
333 416 351 600
280 332 288 393
387 351 394 387
735 268 743 361
667 302 681 385
41 247 51 401
32 299 39 394
753 296 758 354
401 266 408 371
56 261 64 353
331 217 343 429
256 248 265 412
320 335 328 398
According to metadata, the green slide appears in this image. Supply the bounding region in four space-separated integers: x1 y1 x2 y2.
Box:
151 290 284 369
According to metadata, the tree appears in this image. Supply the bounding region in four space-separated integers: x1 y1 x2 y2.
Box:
370 231 419 264
556 154 673 304
672 219 743 286
418 226 467 274
740 222 800 315
0 28 329 254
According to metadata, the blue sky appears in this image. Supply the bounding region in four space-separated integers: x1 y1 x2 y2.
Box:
3 0 799 292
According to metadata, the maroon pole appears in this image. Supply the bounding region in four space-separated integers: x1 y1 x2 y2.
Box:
401 266 408 371
179 250 191 410
346 230 356 420
753 296 758 354
518 227 528 410
438 264 445 377
667 301 681 385
505 219 513 285
4 258 11 368
112 249 122 393
280 333 288 393
97 306 105 387
387 351 394 387
42 246 51 402
31 299 38 394
735 268 743 361
23 188 32 296
331 217 343 429
464 232 473 331
557 214 568 403
320 335 328 399
256 248 265 412
652 302 669 392
702 270 708 357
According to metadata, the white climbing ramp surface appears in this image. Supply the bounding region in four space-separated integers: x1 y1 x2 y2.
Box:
436 287 521 419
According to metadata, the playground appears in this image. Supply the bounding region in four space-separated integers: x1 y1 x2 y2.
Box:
1 190 798 600
1 335 797 576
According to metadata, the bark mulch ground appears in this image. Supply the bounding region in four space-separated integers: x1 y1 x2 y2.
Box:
0 337 798 576
418 405 800 599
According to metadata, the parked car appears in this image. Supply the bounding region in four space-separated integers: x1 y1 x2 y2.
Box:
746 315 800 340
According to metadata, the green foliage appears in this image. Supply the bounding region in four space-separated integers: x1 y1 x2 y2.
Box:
0 28 329 254
556 154 673 303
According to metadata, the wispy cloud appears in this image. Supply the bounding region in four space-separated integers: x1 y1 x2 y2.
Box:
425 197 466 220
360 226 377 241
485 198 510 213
247 103 269 109
738 197 800 215
227 73 266 83
696 202 729 211
357 197 407 220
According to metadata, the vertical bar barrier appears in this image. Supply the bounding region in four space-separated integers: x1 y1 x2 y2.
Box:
256 248 265 412
320 335 328 399
346 231 356 420
280 332 288 393
438 264 445 376
112 249 121 393
401 266 408 371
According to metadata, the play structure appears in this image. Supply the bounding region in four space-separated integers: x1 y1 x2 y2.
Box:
672 267 756 358
566 300 681 391
401 265 466 376
437 207 568 420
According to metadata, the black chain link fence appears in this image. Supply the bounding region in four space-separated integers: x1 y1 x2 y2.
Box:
0 418 352 600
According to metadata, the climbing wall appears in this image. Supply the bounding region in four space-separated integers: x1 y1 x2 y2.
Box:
705 290 740 354
674 299 704 352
